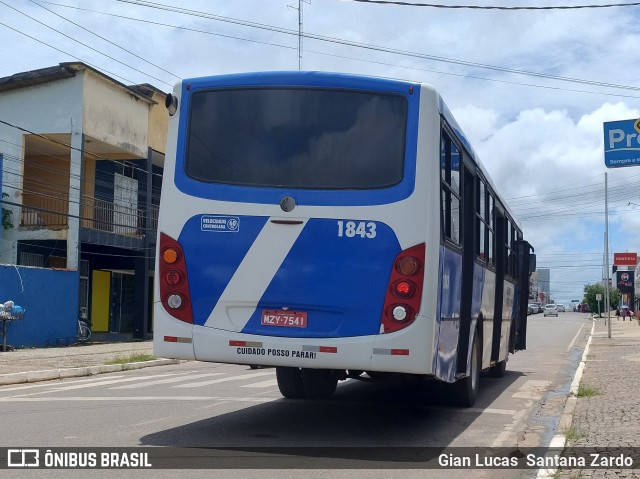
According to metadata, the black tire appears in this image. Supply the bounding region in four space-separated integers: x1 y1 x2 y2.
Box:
301 368 338 399
451 333 480 407
276 367 305 399
488 359 507 378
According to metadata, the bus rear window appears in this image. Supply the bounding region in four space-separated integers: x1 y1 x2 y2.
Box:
185 88 407 189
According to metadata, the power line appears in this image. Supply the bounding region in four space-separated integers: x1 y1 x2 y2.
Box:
0 119 163 180
306 47 640 100
42 0 640 94
123 0 640 92
39 1 298 52
0 142 163 197
28 0 181 81
0 22 142 87
345 0 640 10
0 1 172 87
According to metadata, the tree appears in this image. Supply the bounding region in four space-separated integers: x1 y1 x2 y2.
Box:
583 283 621 316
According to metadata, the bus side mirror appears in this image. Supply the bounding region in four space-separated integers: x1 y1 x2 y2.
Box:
529 254 536 274
165 93 178 116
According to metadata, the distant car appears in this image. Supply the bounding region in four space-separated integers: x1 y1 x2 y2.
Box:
531 303 542 314
544 304 559 317
556 304 565 312
527 304 533 315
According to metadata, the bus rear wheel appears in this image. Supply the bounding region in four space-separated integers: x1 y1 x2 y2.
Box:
276 367 305 399
301 368 338 399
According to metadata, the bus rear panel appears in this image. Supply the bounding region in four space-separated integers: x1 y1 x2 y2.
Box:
154 72 533 406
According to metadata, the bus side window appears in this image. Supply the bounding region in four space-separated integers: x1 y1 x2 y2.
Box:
487 192 495 266
440 132 461 246
476 178 487 261
504 219 514 279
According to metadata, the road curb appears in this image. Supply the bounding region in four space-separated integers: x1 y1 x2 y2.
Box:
0 358 180 386
536 319 595 479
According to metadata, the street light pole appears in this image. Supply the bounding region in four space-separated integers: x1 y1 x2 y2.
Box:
604 172 612 338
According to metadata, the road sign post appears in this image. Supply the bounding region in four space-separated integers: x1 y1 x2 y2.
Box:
603 118 640 337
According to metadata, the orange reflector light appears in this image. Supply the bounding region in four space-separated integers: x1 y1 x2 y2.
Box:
229 340 246 347
163 248 179 264
397 256 419 275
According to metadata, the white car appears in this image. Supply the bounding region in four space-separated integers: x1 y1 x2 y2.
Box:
543 304 559 317
556 304 565 312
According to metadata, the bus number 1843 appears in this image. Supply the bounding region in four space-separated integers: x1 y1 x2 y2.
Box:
337 220 376 238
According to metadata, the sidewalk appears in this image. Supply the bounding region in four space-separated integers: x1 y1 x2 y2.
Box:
558 315 640 478
0 340 179 386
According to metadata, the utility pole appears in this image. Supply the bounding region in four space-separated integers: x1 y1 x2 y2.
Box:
604 172 612 338
289 0 310 70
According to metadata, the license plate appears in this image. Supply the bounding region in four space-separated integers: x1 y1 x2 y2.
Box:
261 310 308 328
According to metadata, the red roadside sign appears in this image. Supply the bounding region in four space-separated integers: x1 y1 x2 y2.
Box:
614 252 637 266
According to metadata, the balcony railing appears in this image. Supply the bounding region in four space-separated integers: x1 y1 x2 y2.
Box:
20 192 68 227
20 192 159 238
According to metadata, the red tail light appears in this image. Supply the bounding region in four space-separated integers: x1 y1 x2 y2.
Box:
380 243 425 333
159 232 193 324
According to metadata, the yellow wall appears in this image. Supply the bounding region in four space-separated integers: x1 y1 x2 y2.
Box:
91 270 111 332
23 155 70 225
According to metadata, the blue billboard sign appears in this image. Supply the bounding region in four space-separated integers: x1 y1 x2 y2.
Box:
604 118 640 168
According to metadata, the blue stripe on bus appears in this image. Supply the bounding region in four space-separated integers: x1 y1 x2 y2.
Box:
173 72 420 207
178 215 269 326
240 218 402 338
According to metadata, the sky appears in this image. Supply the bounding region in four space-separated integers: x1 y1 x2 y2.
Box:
2 0 640 304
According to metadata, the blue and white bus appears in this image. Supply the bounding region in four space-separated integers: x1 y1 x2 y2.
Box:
154 71 535 407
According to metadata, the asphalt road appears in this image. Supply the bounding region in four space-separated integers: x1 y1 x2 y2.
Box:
0 312 591 479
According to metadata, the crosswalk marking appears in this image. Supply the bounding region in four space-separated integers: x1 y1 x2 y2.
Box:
0 375 127 392
111 373 225 389
0 396 277 403
174 371 274 388
0 369 280 398
239 379 278 388
49 373 183 391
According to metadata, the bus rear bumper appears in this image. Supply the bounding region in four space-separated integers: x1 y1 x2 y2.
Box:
190 324 432 374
